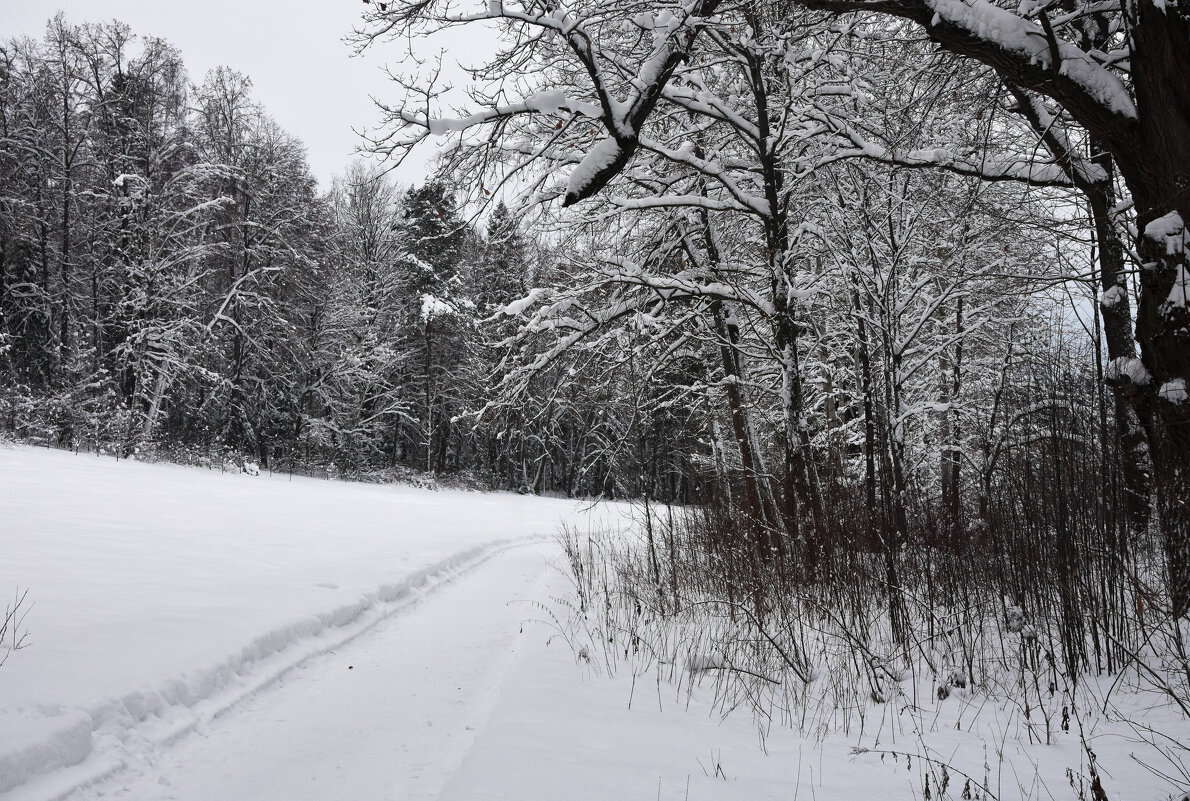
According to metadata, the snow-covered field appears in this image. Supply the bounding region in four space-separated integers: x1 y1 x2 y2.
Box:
3 444 1188 801
0 445 617 799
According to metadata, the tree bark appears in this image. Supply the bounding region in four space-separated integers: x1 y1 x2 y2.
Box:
1125 2 1190 615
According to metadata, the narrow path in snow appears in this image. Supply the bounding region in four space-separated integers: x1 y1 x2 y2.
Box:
66 543 556 801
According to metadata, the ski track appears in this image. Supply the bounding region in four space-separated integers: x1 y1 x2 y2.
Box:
4 539 554 801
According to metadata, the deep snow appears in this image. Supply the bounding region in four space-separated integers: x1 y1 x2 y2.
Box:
59 544 556 801
3 445 1188 801
0 445 620 799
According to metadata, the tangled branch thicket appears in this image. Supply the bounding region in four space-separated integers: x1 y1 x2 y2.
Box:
559 349 1190 746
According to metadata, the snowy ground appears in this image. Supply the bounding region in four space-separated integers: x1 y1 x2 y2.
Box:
3 445 1188 801
56 544 555 801
0 445 618 799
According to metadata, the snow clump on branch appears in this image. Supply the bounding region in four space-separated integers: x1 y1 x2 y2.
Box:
1105 356 1152 387
420 294 454 323
564 137 625 207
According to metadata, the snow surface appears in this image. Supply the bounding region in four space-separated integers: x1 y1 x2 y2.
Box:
57 544 557 801
422 91 602 137
430 581 1190 801
5 445 1189 801
0 445 622 799
923 0 1136 120
1168 265 1189 309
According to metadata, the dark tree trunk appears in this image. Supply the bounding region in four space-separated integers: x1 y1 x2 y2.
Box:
851 276 878 514
1123 2 1190 616
940 299 963 545
710 300 776 539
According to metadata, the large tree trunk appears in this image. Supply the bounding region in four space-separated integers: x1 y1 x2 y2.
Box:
1007 85 1153 532
1122 1 1190 616
745 38 824 554
1087 168 1151 533
694 153 780 553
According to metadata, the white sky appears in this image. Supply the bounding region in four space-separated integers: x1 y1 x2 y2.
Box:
2 1 492 190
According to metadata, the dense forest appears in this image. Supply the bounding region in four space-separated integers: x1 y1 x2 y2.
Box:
4 0 1190 706
350 0 1189 715
0 16 699 498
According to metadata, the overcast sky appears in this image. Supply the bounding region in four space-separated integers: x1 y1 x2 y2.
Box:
2 1 487 189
